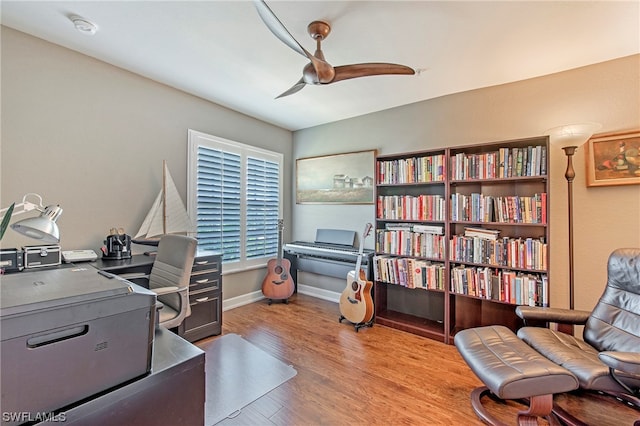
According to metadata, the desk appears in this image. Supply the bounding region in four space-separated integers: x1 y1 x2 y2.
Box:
49 328 205 425
92 254 155 275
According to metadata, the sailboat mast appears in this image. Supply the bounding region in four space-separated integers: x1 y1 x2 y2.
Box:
162 160 167 235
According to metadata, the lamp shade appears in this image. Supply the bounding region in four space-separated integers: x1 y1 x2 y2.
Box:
546 122 602 148
10 205 62 243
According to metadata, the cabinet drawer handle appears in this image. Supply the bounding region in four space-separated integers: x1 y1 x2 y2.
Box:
195 260 209 265
195 296 209 303
196 278 209 284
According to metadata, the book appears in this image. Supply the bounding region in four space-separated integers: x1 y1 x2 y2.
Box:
412 259 425 289
413 224 444 235
385 223 413 231
515 148 524 176
464 227 500 240
498 148 506 178
491 272 500 301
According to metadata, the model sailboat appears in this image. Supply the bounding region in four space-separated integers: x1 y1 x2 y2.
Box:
133 160 194 245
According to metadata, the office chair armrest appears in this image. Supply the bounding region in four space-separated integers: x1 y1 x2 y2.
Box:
515 306 591 325
599 352 640 376
151 285 186 296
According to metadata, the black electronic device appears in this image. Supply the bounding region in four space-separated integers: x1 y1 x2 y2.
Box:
0 248 24 273
102 233 132 260
1 267 156 418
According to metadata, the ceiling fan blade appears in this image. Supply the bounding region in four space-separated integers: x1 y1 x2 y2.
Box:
276 78 307 99
254 1 334 85
253 0 311 59
332 63 415 83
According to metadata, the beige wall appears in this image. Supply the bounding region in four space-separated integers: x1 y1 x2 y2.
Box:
293 54 640 312
0 27 293 299
2 25 639 313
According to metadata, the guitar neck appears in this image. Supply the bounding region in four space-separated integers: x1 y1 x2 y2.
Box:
354 223 371 278
276 219 284 262
354 247 364 276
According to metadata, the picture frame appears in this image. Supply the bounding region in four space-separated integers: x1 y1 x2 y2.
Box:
296 150 377 204
585 130 640 187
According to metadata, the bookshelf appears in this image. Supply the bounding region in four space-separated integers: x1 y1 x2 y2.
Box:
373 137 549 344
374 150 448 341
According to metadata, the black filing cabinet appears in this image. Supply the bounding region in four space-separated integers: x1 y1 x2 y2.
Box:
178 251 222 342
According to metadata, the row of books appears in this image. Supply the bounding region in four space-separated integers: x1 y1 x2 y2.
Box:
377 154 446 184
450 193 547 224
377 194 446 221
373 255 446 290
450 266 548 307
450 145 547 180
450 236 548 271
376 229 445 259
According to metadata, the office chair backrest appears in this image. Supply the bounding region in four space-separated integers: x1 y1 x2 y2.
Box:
584 248 640 352
149 234 197 315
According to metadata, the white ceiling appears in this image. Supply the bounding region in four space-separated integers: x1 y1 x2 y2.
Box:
2 1 639 131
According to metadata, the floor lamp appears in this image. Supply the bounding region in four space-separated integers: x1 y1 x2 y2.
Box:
546 123 601 310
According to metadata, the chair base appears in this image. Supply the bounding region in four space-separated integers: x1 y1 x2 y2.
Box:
470 386 568 426
599 389 640 411
545 389 640 426
470 385 640 426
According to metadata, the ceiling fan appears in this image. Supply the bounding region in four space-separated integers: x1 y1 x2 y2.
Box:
254 0 415 98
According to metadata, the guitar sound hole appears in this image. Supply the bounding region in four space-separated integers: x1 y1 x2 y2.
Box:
351 281 359 291
274 265 283 274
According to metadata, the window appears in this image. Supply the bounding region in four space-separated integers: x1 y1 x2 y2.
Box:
187 130 283 271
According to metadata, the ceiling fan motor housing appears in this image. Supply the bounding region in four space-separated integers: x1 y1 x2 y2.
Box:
307 21 331 40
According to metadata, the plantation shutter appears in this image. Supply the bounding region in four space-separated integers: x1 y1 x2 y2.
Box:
195 146 242 262
246 157 280 259
189 130 283 268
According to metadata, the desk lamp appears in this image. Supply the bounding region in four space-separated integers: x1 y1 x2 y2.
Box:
0 193 63 243
546 122 601 310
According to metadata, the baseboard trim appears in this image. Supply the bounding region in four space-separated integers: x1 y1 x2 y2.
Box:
297 284 340 304
222 285 340 312
223 290 264 311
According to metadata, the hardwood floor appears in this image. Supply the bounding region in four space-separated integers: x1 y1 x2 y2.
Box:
197 293 638 425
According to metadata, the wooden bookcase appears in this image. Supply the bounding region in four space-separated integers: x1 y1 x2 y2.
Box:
373 136 549 344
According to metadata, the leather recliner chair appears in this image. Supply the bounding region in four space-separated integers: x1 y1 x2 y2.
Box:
516 248 640 416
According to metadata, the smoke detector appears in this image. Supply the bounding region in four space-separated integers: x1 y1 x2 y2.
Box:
70 15 98 35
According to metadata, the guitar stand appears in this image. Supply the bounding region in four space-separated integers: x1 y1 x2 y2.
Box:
267 298 290 305
338 315 374 332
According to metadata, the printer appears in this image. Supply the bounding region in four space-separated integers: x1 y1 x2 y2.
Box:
0 267 156 421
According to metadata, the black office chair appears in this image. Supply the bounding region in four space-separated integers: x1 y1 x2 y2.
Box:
516 248 640 422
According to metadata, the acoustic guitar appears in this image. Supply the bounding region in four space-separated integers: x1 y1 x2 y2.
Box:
261 219 295 304
339 223 374 328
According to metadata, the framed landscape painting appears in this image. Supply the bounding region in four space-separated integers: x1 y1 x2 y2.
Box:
296 150 376 204
585 130 640 187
